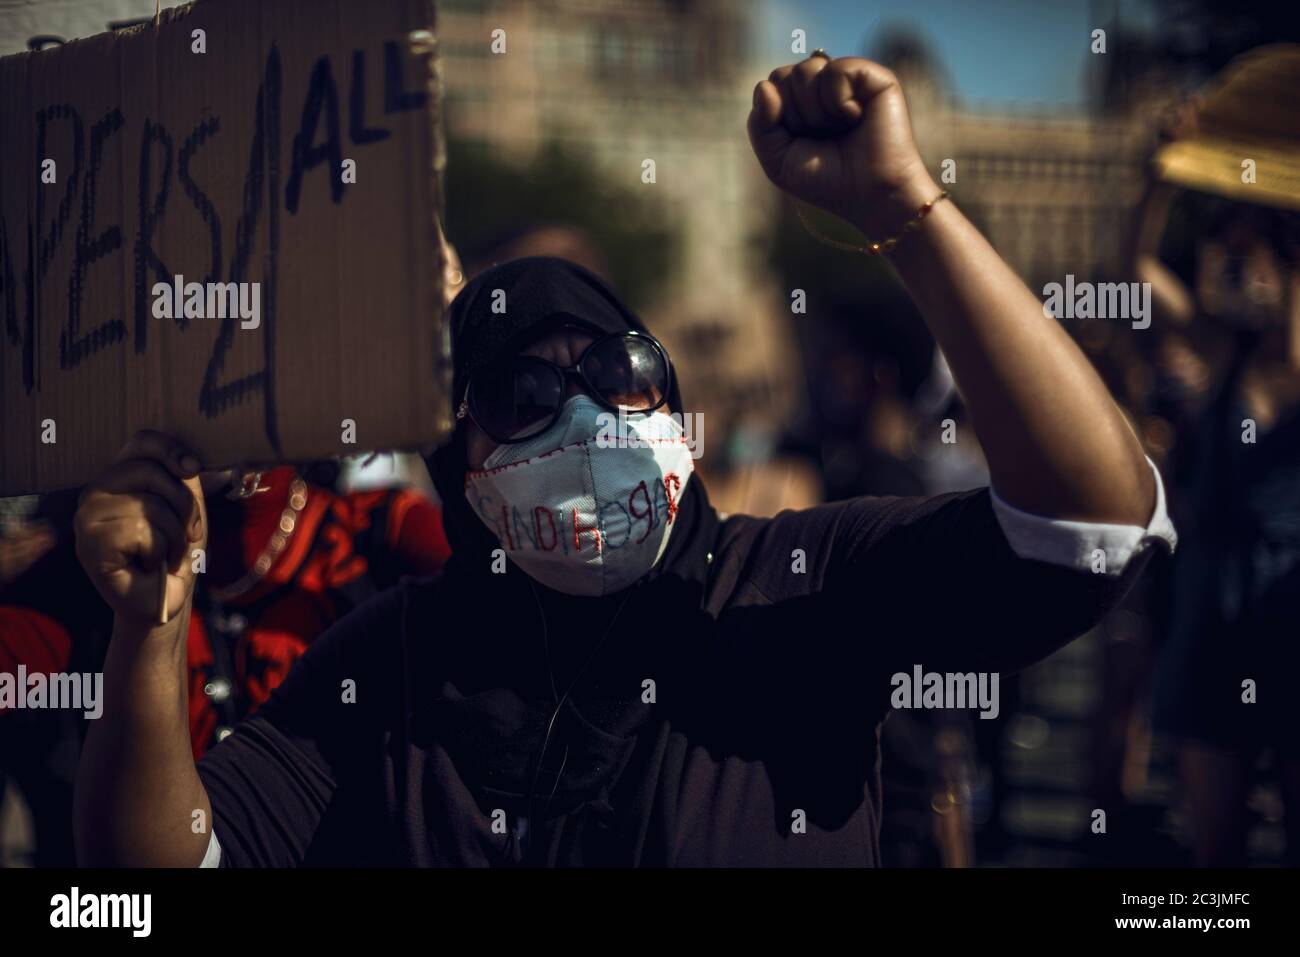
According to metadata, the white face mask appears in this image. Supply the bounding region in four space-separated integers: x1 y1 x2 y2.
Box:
465 395 695 596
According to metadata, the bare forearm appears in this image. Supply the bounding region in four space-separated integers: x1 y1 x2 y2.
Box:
745 53 1152 523
74 606 212 867
867 173 1154 523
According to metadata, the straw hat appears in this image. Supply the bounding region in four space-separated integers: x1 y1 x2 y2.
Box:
1153 44 1300 212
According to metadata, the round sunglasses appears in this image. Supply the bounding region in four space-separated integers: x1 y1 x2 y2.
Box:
457 329 673 444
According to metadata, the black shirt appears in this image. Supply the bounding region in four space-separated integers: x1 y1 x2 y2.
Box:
198 487 1155 866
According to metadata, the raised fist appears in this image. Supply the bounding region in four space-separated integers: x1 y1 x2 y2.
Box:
747 55 936 236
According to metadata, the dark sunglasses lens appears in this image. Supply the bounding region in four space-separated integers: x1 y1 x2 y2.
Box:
583 335 668 409
472 357 563 440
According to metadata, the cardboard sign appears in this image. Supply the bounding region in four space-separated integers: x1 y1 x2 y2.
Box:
0 0 450 494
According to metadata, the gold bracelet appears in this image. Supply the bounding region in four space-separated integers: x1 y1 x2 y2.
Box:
795 189 950 255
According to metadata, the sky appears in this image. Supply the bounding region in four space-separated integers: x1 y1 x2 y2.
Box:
758 0 1159 110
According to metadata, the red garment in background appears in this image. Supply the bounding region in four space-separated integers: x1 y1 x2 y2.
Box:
0 470 449 748
0 606 71 680
186 468 450 758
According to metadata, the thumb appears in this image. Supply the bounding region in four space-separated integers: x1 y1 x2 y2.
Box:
183 474 207 549
159 474 207 622
175 474 207 580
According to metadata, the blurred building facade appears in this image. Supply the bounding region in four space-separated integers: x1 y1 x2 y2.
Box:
435 5 1175 459
886 37 1165 293
436 0 803 463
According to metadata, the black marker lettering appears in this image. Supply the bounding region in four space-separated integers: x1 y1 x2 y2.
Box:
64 108 125 369
349 50 389 145
200 45 280 454
383 40 427 114
284 55 343 215
133 120 173 351
178 116 223 298
35 105 83 279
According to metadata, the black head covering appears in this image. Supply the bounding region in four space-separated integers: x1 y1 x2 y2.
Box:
417 258 718 864
429 256 687 566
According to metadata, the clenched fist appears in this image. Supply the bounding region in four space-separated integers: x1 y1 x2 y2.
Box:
747 56 937 238
74 430 207 629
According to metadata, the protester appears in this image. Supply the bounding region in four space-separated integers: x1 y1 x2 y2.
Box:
72 55 1174 867
1133 45 1300 865
1 489 120 866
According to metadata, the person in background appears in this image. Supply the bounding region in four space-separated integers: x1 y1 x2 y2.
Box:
181 464 450 758
1133 45 1300 865
1 489 112 866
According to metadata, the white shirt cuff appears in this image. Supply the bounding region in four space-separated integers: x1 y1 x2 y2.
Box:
989 457 1177 576
199 831 222 868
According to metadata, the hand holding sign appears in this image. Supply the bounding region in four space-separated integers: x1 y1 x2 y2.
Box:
74 430 207 629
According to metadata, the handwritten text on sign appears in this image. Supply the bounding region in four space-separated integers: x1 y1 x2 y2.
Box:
0 0 447 494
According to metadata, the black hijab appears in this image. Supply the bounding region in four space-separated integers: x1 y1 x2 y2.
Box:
429 256 690 566
417 257 719 865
